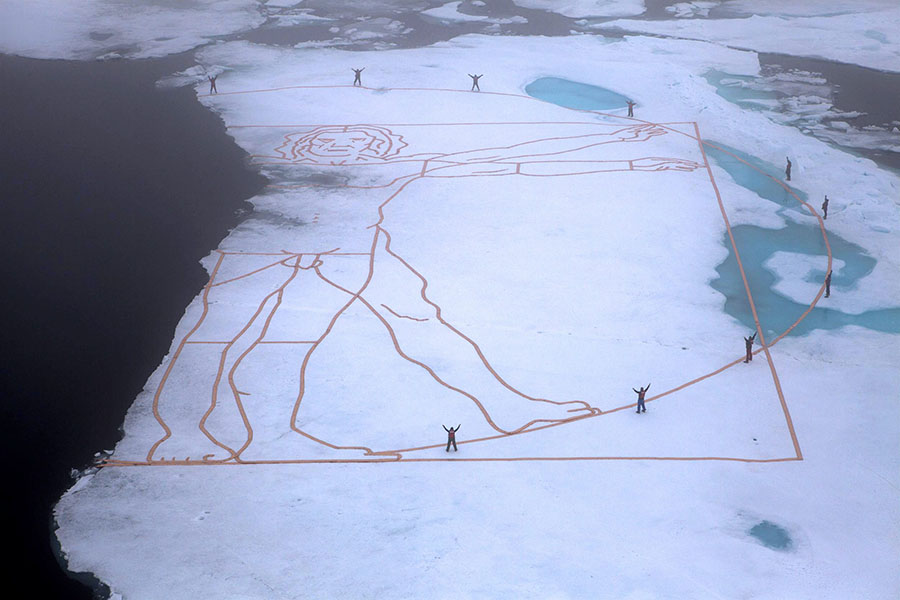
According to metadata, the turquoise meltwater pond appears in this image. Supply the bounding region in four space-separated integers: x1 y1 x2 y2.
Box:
749 521 793 551
705 142 900 336
524 77 631 111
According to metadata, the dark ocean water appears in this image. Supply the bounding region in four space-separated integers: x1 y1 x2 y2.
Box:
0 53 265 597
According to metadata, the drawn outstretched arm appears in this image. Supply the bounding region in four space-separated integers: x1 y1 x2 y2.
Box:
428 127 668 166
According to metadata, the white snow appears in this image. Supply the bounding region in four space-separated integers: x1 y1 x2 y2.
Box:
0 0 266 60
53 31 900 599
601 9 900 72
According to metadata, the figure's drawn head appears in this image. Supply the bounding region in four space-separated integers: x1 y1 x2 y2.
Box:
277 125 408 165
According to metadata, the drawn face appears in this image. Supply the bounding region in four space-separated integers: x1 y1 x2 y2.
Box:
306 131 375 160
279 125 408 165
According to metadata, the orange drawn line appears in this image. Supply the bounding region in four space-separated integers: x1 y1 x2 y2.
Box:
380 303 429 322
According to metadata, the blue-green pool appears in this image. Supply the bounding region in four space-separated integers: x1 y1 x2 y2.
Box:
705 142 900 336
749 520 793 551
524 77 631 111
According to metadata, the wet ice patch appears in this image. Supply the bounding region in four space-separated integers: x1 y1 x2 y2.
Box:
749 521 793 551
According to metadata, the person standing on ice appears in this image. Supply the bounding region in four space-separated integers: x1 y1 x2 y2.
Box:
632 384 650 413
824 270 832 298
468 74 482 91
443 425 460 452
208 75 218 94
822 195 829 220
785 157 792 181
352 68 364 87
743 332 757 363
626 100 636 117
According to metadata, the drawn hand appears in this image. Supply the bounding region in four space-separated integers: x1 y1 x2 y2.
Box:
631 157 700 172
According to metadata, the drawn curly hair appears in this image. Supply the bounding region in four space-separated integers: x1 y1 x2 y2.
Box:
275 125 408 164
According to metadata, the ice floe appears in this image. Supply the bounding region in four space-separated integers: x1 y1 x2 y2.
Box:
601 9 900 72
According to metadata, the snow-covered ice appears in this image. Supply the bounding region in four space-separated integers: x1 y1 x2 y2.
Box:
50 31 900 599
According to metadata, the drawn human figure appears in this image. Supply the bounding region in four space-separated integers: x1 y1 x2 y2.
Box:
743 332 757 363
785 157 792 181
443 425 460 452
627 100 636 118
352 68 364 87
824 269 832 298
208 75 218 94
151 116 704 462
633 384 650 413
468 73 482 91
822 195 829 220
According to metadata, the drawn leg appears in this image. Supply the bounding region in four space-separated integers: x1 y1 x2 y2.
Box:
359 230 596 435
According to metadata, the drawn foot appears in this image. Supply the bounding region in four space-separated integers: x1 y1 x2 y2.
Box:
485 396 598 434
150 434 237 464
239 427 391 462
